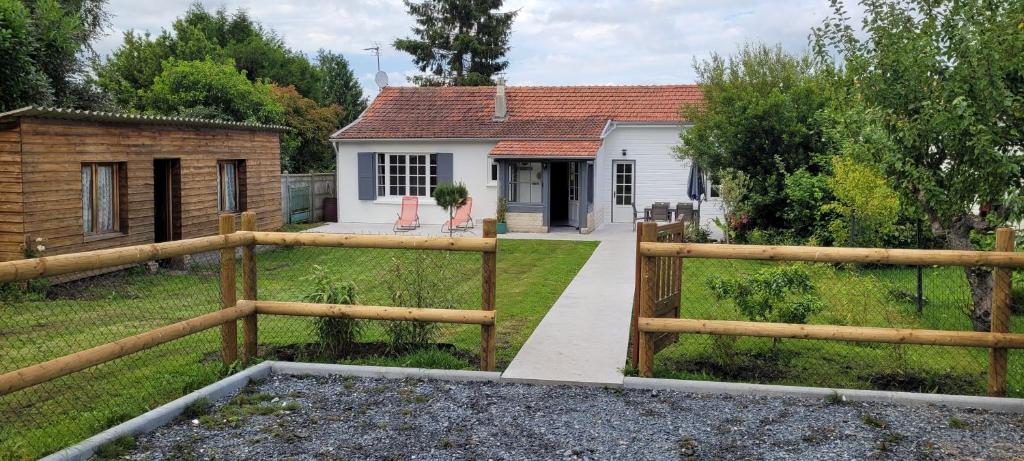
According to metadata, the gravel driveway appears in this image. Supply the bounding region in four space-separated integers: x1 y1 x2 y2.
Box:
124 374 1024 460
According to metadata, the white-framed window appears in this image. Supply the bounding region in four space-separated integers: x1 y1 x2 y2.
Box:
376 153 438 198
488 159 499 185
508 162 542 204
217 160 246 212
82 162 125 235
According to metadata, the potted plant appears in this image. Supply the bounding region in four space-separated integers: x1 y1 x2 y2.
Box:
432 181 469 237
496 198 508 234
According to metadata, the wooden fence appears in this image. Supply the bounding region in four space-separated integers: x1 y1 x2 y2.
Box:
629 220 685 368
281 173 336 224
0 213 499 397
635 222 1024 397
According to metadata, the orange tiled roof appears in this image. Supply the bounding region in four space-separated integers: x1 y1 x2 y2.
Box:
489 140 603 158
332 85 701 140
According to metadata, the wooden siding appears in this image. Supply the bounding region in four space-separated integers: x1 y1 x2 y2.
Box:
7 118 282 261
0 123 24 261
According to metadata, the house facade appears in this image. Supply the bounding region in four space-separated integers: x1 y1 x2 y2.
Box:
331 83 724 236
0 106 285 262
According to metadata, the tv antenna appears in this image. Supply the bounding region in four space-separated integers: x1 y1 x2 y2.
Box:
363 43 388 88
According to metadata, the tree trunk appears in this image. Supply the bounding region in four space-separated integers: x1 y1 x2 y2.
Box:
947 218 993 332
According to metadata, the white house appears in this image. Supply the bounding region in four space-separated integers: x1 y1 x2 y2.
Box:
330 82 724 236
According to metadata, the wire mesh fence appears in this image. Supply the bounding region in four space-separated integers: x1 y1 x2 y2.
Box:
252 243 484 369
0 251 226 460
0 232 492 460
651 256 1024 397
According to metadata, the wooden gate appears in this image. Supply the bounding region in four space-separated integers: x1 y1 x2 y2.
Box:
629 220 685 368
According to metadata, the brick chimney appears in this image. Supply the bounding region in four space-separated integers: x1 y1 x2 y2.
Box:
493 77 507 121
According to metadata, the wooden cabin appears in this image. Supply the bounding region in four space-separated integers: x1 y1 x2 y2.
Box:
0 106 285 262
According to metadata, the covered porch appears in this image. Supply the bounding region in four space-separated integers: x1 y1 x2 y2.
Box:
491 140 600 234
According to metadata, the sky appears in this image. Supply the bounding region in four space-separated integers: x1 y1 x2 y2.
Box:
94 0 864 100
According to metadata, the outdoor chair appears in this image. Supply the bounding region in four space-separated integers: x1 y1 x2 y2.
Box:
442 197 474 233
393 196 420 232
675 202 694 223
631 202 645 231
650 202 671 222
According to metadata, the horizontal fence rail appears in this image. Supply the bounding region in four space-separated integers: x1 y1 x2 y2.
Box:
638 318 1024 349
0 302 255 396
639 242 1024 268
254 300 496 325
251 231 497 253
0 233 253 283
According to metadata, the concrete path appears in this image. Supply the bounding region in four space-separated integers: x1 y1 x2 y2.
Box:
503 224 636 386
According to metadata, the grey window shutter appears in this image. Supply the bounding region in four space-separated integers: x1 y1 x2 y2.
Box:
436 153 454 185
357 152 376 200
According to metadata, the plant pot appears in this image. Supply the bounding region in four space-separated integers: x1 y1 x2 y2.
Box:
496 222 508 234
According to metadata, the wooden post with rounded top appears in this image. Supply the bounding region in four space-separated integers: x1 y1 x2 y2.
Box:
240 212 258 365
218 214 238 367
481 218 498 371
637 221 658 377
988 227 1014 396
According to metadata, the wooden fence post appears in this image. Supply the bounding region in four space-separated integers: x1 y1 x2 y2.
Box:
988 227 1014 396
219 214 238 367
240 212 258 365
481 218 498 372
637 222 658 377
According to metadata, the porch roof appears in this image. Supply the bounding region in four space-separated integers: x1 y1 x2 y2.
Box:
488 140 602 159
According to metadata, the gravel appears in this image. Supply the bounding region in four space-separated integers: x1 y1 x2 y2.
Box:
125 374 1024 460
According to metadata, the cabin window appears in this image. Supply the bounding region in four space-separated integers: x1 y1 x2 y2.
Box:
508 162 543 204
376 153 438 197
217 160 246 212
81 163 126 235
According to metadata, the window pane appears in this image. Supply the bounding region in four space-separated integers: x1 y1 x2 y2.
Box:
82 166 92 233
96 165 115 232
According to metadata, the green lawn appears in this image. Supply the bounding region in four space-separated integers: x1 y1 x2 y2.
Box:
0 238 597 460
653 258 1024 397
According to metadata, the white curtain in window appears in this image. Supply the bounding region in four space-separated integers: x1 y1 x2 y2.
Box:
96 165 115 232
81 166 92 232
222 162 237 211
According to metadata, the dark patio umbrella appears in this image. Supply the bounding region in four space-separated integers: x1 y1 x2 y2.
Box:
687 162 706 223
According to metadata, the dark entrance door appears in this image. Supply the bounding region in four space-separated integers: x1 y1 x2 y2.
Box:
549 162 569 226
153 159 181 243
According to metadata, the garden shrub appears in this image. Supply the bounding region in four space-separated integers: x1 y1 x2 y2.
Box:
383 252 460 353
303 265 363 358
706 264 826 324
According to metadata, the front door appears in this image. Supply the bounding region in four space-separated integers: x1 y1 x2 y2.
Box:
611 160 635 222
567 162 580 228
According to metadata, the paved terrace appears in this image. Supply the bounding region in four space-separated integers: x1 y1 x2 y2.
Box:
308 222 637 386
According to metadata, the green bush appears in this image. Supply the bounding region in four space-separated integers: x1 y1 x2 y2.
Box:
303 265 363 358
706 264 826 324
383 252 459 353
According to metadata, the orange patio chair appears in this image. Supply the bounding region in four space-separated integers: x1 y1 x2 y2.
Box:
441 197 474 233
393 196 420 232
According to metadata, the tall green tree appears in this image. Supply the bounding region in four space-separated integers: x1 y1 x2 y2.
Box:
96 3 321 111
814 0 1024 331
271 84 342 173
394 0 516 86
0 0 109 110
674 43 833 232
144 58 282 124
316 49 366 126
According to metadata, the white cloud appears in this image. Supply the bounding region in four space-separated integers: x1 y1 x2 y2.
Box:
96 0 862 99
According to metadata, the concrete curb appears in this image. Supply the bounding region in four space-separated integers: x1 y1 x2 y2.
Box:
624 377 1024 413
41 361 274 461
269 361 502 382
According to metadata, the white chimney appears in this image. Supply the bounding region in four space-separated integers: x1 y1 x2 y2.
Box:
493 77 507 121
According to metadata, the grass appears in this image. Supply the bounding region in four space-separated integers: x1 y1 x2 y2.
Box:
0 238 597 460
653 259 1024 397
